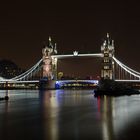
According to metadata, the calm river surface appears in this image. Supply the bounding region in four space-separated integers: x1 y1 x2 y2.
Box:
0 89 140 140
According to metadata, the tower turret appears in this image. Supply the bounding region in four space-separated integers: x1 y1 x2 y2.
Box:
42 36 58 80
101 33 115 80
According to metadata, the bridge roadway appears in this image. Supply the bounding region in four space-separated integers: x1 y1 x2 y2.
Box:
0 80 98 83
55 80 99 88
0 79 140 89
0 80 99 89
115 80 140 89
0 79 140 84
0 79 139 83
115 80 140 82
0 80 39 84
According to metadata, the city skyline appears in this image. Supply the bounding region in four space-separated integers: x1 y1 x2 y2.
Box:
0 1 140 76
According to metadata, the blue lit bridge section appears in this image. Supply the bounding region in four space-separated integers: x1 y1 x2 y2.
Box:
55 80 99 89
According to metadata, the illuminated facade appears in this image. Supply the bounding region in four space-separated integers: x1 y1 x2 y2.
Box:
42 37 57 80
101 33 115 79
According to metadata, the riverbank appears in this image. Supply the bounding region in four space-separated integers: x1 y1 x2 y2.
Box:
94 79 140 97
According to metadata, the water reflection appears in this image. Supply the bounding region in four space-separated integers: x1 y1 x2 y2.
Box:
0 90 43 140
40 90 100 140
39 90 140 140
96 95 140 140
96 96 115 140
0 90 140 140
39 90 60 140
0 90 10 139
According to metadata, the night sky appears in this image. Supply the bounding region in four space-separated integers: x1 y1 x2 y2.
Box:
0 1 140 77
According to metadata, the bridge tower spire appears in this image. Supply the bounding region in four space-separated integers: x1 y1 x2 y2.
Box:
101 33 115 80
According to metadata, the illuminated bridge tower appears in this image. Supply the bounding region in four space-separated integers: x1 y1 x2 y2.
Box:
101 33 115 80
42 37 57 80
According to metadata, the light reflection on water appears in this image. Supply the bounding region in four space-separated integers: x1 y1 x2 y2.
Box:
0 90 140 140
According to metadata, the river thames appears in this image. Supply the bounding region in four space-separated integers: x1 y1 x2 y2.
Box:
0 89 140 140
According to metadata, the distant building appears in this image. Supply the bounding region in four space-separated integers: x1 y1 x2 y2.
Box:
0 59 23 79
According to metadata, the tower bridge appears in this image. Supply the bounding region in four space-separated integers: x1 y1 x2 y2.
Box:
0 34 140 89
